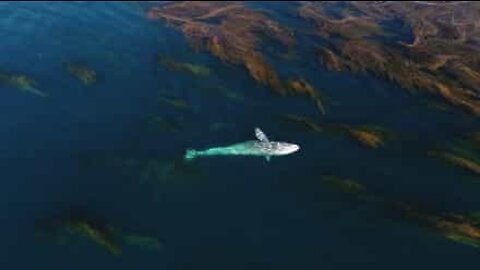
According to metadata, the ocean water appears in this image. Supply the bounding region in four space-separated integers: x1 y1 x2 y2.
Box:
1 2 479 269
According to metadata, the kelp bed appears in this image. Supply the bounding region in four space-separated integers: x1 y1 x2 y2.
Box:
147 1 327 114
299 1 480 115
147 1 480 116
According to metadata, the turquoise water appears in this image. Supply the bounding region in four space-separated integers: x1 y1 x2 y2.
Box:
1 2 479 269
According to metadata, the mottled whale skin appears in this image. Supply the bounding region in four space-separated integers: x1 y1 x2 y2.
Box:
184 128 300 161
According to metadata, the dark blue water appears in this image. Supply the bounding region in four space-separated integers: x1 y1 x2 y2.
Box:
1 2 479 269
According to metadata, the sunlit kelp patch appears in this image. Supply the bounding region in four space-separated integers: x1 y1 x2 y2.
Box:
147 1 292 94
299 1 480 116
0 70 48 97
156 53 212 76
35 209 164 255
147 2 338 114
64 62 98 86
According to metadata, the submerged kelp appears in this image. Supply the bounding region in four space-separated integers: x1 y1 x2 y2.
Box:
299 1 480 116
430 133 480 175
286 78 326 115
158 94 193 111
35 209 164 255
65 63 98 86
0 71 47 97
321 175 366 194
396 203 480 249
342 125 389 149
281 113 390 149
157 54 212 76
35 211 122 255
147 1 292 94
147 2 287 90
196 84 247 104
66 219 122 255
430 150 480 175
320 177 480 250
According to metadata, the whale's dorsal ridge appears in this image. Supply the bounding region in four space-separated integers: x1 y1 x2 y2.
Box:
255 127 269 142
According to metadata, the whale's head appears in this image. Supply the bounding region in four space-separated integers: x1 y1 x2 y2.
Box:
275 142 300 155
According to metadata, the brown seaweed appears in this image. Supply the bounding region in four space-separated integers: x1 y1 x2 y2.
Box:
148 2 338 113
35 210 165 255
430 151 480 175
430 132 480 176
157 54 211 76
286 78 326 115
342 125 386 149
300 1 480 116
299 3 384 40
326 179 480 250
147 2 293 94
316 172 480 249
35 210 122 255
397 204 480 249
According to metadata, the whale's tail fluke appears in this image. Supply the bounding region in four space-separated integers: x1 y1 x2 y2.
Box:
184 148 197 161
